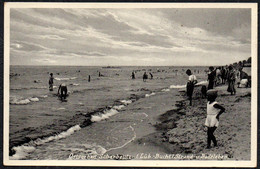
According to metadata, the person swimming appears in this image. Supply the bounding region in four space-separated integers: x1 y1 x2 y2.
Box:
57 83 68 100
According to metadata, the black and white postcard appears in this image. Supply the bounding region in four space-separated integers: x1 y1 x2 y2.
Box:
3 2 257 167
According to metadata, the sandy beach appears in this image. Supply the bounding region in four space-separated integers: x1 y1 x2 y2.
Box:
107 84 251 160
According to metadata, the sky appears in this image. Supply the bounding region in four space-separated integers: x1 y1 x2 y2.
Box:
10 8 251 66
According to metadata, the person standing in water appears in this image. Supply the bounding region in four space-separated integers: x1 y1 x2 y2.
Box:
132 71 135 79
204 89 225 149
186 69 197 106
149 72 153 79
88 75 91 82
143 72 148 82
49 73 54 91
57 83 68 100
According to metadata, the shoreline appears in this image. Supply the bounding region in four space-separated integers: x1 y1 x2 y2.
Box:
107 84 251 160
9 91 147 157
9 85 176 159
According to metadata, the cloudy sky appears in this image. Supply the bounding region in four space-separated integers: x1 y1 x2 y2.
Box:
10 8 251 66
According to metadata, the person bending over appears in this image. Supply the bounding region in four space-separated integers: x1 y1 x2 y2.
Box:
57 83 68 100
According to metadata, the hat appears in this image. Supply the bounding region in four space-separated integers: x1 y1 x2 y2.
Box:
207 89 218 97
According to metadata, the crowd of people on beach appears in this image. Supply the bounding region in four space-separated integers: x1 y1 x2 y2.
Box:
186 62 251 149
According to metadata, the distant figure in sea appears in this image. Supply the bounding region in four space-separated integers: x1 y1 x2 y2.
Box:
57 83 68 101
149 72 153 79
99 72 101 77
132 71 135 79
204 89 225 149
143 72 148 82
186 69 197 106
227 65 236 95
208 66 215 90
49 73 54 91
88 75 91 82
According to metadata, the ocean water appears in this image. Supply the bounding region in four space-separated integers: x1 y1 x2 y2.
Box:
9 66 208 160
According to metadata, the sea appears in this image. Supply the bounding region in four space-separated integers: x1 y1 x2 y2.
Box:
9 65 208 160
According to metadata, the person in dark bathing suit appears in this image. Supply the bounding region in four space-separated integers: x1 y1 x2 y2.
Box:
143 72 148 82
186 69 197 106
49 73 54 91
57 83 68 100
208 66 215 90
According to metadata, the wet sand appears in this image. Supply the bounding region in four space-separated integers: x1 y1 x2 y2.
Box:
108 84 251 160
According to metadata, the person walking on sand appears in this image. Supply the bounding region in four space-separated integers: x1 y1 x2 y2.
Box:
143 72 148 82
57 83 68 101
227 65 236 95
204 90 225 149
208 66 215 90
49 73 54 91
186 69 197 106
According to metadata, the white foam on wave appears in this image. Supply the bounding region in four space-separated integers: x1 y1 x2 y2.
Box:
10 96 40 105
195 80 208 86
10 97 31 105
145 92 156 97
10 125 81 160
120 100 132 105
10 86 47 90
55 77 77 81
29 97 39 102
40 95 48 98
169 80 208 89
170 84 186 89
9 145 36 160
113 105 125 110
161 88 170 92
91 109 120 122
69 83 79 86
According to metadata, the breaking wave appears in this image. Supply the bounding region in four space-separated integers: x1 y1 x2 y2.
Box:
120 100 132 105
145 92 156 97
169 84 186 89
161 88 170 92
55 77 77 81
10 96 40 105
10 125 81 160
10 86 47 90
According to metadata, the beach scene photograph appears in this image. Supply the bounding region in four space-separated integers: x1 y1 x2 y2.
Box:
4 3 257 167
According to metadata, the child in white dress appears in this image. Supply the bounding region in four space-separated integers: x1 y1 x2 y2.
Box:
205 89 225 149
